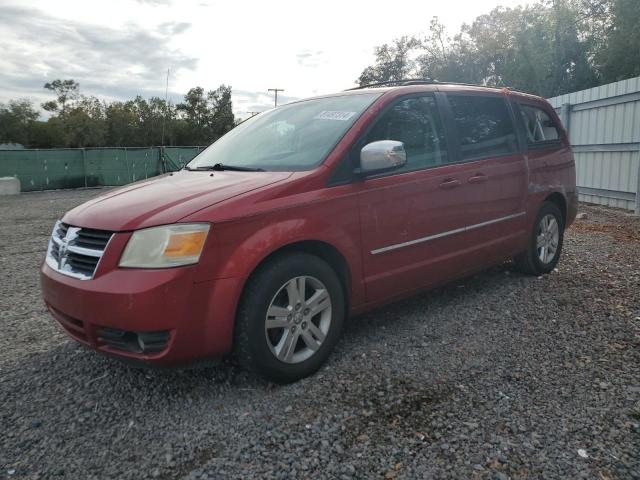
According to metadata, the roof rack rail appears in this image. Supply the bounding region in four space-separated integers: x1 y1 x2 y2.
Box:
434 81 515 91
346 79 514 91
345 78 436 90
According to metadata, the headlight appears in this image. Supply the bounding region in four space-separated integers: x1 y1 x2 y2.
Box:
119 223 210 268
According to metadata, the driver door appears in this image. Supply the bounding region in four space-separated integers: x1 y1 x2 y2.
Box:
356 95 479 302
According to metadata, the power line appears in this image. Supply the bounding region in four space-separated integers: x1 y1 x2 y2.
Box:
268 88 284 107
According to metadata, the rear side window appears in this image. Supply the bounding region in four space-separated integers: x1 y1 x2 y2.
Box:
362 96 448 173
447 95 518 161
518 104 561 144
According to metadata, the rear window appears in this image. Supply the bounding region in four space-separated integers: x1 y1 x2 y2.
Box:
447 95 518 161
518 104 561 144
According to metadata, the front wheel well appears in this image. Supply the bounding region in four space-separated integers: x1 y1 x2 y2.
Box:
242 240 352 314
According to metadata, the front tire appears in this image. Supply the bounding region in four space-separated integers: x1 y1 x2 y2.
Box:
234 252 345 383
514 201 565 275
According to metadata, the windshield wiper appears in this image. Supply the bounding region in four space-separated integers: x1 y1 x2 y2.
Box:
184 163 264 172
213 163 265 172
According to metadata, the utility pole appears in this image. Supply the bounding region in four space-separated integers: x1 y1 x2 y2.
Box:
161 68 170 146
268 88 284 107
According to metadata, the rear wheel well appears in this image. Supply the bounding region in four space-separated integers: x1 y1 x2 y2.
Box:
544 193 567 225
242 241 351 314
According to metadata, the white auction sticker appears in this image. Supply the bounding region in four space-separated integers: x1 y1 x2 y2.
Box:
314 111 356 121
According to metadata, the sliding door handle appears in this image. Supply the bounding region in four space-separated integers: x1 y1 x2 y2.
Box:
438 178 461 189
468 173 488 184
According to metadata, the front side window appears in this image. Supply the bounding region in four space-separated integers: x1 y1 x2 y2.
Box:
447 95 518 161
518 104 560 144
187 93 381 171
361 96 448 173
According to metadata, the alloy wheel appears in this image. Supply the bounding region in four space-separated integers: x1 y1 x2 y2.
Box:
536 213 560 264
264 275 332 364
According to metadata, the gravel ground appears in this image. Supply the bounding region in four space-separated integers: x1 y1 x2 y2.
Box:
1 188 639 480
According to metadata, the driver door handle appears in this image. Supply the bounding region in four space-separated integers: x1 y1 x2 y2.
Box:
468 173 488 184
438 178 461 189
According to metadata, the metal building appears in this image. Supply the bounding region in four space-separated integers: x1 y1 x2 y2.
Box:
548 76 640 214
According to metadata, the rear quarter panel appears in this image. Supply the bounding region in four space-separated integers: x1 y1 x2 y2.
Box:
513 95 577 228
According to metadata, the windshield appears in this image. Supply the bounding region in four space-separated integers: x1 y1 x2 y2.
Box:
186 93 381 171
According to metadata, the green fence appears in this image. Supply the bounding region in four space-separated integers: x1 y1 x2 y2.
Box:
0 146 205 192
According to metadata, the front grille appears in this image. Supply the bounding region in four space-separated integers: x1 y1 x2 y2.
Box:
45 221 113 280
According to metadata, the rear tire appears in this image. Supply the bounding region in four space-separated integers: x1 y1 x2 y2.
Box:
514 201 564 275
234 252 345 383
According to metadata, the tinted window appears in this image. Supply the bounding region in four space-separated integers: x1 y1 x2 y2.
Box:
448 95 518 160
518 104 560 144
362 96 447 173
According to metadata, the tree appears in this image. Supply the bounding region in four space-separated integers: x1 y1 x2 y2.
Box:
357 36 422 86
63 96 107 147
210 85 234 139
28 120 62 148
1 79 237 148
356 0 640 97
177 88 207 122
449 2 597 96
42 79 80 116
416 18 485 83
572 0 612 71
0 99 40 146
125 96 176 146
176 85 235 144
597 0 640 82
105 101 138 147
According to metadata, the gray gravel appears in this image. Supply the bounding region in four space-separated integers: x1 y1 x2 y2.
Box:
1 188 639 480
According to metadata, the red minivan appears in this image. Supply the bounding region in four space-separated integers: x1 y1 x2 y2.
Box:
41 81 577 382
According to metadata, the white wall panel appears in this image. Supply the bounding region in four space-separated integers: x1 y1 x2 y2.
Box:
548 76 640 212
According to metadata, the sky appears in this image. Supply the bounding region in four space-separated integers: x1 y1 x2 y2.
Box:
0 0 530 119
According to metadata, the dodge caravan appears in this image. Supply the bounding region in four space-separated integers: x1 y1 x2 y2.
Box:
41 81 577 382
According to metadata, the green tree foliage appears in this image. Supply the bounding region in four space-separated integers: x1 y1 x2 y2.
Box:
0 80 235 148
210 85 235 139
63 96 107 147
42 79 80 116
358 0 639 97
175 85 234 144
127 96 174 147
105 101 138 147
416 18 487 84
0 99 40 146
358 36 422 85
597 0 640 82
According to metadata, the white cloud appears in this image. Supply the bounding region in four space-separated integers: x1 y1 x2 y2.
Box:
0 0 532 117
0 4 196 109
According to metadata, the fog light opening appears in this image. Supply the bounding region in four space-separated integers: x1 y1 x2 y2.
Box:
97 327 170 354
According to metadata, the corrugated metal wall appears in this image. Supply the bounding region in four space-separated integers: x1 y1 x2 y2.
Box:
0 146 204 192
548 77 640 213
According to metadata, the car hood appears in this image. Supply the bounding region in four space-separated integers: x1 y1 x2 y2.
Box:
62 170 293 231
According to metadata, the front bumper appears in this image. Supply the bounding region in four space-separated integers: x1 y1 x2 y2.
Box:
40 262 242 366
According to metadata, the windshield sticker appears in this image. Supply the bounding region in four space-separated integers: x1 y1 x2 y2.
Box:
314 111 356 121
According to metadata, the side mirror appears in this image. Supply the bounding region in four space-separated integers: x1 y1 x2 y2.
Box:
359 140 407 174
